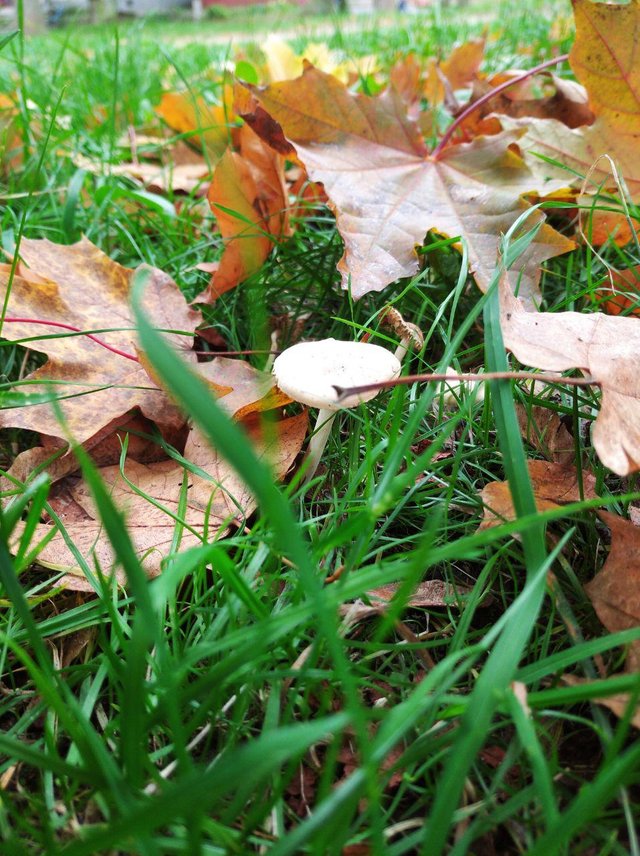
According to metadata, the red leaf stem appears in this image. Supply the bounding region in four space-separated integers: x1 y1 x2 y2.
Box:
432 53 570 159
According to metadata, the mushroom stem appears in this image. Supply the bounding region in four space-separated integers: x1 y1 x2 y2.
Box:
303 408 336 484
394 337 411 363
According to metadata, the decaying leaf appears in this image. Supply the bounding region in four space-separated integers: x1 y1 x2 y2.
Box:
478 459 597 530
585 511 640 673
24 411 307 585
500 276 640 475
238 64 574 303
0 240 200 445
200 123 288 302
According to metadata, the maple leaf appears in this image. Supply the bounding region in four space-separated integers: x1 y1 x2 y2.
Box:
478 459 597 530
23 411 307 586
0 239 200 445
511 0 640 200
200 123 289 302
585 511 640 673
500 276 640 476
237 64 574 302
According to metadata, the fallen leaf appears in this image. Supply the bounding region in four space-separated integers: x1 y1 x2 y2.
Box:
500 276 640 475
25 411 307 584
194 357 291 418
463 71 594 136
0 240 200 444
2 411 188 493
424 38 485 106
0 93 21 174
585 511 640 672
200 123 288 302
562 674 640 729
478 459 597 530
72 153 211 196
515 403 575 464
339 579 478 624
510 0 640 208
238 64 574 303
594 265 640 317
156 91 234 162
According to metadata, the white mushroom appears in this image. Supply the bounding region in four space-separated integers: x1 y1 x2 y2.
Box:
273 338 401 483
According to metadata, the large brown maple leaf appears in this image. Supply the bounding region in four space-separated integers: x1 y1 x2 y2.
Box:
237 65 574 302
0 238 200 445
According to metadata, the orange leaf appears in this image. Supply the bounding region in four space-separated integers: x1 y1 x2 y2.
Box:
201 124 288 302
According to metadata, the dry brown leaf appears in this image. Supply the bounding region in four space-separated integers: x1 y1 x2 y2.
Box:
478 460 597 530
0 240 200 445
562 674 640 729
515 403 575 465
464 72 594 137
500 276 640 475
26 411 307 584
199 123 288 302
2 412 188 494
339 579 476 624
585 511 640 673
237 64 574 303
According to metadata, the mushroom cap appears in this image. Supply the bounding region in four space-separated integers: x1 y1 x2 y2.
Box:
273 338 401 411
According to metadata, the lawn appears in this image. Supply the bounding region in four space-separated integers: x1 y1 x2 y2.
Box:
1 0 640 853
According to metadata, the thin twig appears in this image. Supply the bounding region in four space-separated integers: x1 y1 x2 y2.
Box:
334 370 595 402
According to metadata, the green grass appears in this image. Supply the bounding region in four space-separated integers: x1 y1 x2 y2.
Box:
2 1 640 854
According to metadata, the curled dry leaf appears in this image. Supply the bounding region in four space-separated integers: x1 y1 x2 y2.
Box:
478 459 597 530
585 511 640 673
500 275 640 475
0 239 200 445
200 123 289 302
237 64 574 303
24 411 308 586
